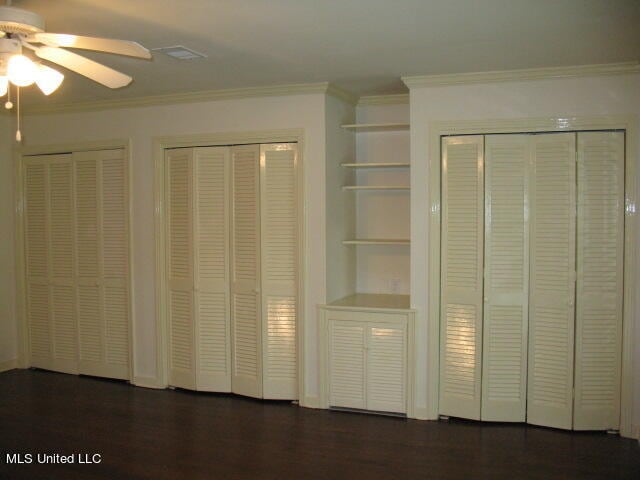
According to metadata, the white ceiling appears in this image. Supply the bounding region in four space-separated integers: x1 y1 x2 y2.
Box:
10 0 640 105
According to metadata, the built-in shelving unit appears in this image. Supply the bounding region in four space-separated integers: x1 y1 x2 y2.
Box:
341 122 409 131
342 239 410 246
328 106 411 299
341 162 410 169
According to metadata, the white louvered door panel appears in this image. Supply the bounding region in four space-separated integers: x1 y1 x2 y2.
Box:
527 133 576 430
481 135 529 422
329 321 366 409
367 324 407 413
74 155 102 374
193 147 231 392
260 144 298 399
24 158 52 368
166 149 196 389
574 132 624 430
47 156 78 374
100 150 130 378
440 136 484 420
230 145 262 398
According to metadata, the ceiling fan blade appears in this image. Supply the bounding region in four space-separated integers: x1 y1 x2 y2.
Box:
29 33 151 59
34 46 132 88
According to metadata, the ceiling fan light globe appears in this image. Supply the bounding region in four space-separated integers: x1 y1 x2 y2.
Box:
7 54 37 87
36 64 63 95
0 76 8 96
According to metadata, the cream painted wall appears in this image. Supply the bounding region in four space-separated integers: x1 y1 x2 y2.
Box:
355 104 410 294
408 73 640 429
0 114 18 367
19 93 329 402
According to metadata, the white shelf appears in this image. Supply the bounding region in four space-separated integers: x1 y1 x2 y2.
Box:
341 123 410 132
343 239 410 246
328 293 411 310
342 185 410 191
341 162 410 169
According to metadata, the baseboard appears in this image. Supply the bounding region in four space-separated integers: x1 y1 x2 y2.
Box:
632 424 640 441
0 359 18 372
299 395 321 409
411 406 433 421
132 375 166 389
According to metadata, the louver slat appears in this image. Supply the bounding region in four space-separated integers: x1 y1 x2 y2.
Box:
574 132 624 430
527 133 576 430
261 145 298 399
230 145 262 398
439 136 484 420
481 135 529 422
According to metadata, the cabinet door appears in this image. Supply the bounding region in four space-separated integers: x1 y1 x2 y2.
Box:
230 145 262 398
260 144 298 399
75 149 130 380
48 156 78 374
367 324 406 413
193 146 231 391
481 135 529 422
328 321 366 409
574 132 624 430
24 158 52 368
527 133 576 430
166 148 196 389
439 136 484 420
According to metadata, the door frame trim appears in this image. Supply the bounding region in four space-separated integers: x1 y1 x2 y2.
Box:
14 138 135 382
426 116 638 437
153 129 306 399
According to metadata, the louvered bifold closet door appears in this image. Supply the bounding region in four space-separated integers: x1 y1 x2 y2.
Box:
166 149 196 389
231 145 262 398
260 144 298 399
74 149 130 380
193 147 231 391
24 157 53 369
574 132 624 430
439 136 484 420
48 155 78 373
481 135 529 422
527 133 576 430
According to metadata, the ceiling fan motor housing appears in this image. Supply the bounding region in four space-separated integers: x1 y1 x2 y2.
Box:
0 6 45 35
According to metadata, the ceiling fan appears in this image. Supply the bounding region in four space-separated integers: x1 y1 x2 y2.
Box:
0 1 151 140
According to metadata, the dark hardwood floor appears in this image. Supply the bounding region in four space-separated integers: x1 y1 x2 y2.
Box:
0 369 638 480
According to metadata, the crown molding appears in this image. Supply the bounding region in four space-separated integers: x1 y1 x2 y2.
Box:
23 81 355 115
357 93 409 106
402 62 640 88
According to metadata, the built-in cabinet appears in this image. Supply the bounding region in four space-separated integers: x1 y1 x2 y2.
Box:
165 143 299 400
320 294 414 415
320 112 414 416
22 148 131 380
440 132 625 431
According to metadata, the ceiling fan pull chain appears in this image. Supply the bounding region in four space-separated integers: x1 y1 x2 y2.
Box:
5 82 12 109
15 84 21 142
